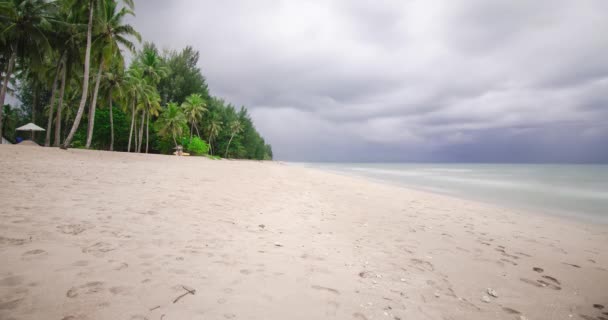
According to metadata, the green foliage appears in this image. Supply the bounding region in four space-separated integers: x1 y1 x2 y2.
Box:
91 106 129 150
1 104 27 142
186 136 209 156
0 1 272 159
158 46 210 105
155 102 187 147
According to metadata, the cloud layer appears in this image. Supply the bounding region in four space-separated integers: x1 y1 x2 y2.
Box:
132 0 608 162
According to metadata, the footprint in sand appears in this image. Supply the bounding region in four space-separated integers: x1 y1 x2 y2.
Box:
66 281 105 298
0 275 24 287
311 285 340 295
0 298 24 311
410 259 434 272
353 312 369 320
533 267 544 273
109 286 132 296
82 242 116 256
519 277 561 290
22 249 47 260
502 307 522 315
57 224 89 235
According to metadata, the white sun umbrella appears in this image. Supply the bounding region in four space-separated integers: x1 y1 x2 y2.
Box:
16 123 45 141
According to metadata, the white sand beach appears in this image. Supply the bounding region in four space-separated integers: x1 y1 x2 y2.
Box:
0 145 607 320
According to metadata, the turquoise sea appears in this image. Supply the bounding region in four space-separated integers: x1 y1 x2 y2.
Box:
301 163 608 223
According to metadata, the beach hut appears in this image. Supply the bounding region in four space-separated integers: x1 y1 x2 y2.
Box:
16 123 45 144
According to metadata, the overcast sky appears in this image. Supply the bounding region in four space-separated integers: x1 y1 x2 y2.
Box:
131 0 608 162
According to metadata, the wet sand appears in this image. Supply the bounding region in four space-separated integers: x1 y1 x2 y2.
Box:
0 145 607 320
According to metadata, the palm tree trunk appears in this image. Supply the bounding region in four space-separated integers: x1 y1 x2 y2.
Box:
45 58 63 146
85 58 104 148
134 116 138 152
61 0 95 149
146 111 149 153
128 100 135 152
0 51 17 143
137 109 145 153
190 122 193 140
109 92 114 151
32 86 39 139
194 124 200 138
54 59 67 147
225 133 235 158
208 133 213 155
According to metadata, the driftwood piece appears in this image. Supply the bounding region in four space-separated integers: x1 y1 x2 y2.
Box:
173 286 196 304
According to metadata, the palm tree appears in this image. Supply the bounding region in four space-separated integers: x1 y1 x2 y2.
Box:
101 62 126 151
206 114 222 155
44 56 64 146
0 0 57 143
157 102 186 148
53 0 86 147
60 0 95 148
62 0 134 149
144 90 160 153
138 43 166 85
85 0 140 148
123 65 145 151
181 93 206 140
225 120 243 158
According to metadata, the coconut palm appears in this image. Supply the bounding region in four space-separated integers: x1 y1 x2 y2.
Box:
53 0 86 146
101 62 127 151
157 102 186 148
62 0 134 149
181 93 206 140
138 43 166 85
84 0 140 148
225 120 243 158
44 56 63 146
0 0 57 143
206 114 222 155
144 90 160 153
124 64 150 152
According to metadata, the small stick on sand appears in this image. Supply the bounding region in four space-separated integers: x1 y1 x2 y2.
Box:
173 286 196 304
149 305 160 311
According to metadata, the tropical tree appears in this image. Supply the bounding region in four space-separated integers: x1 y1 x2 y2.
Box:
53 0 86 146
156 102 186 147
0 0 57 143
124 65 141 152
62 0 134 148
144 90 160 153
101 62 126 151
85 0 140 148
181 93 206 140
225 120 243 158
206 114 222 155
138 43 166 85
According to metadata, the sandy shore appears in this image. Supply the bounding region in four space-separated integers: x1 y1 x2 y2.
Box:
0 145 606 320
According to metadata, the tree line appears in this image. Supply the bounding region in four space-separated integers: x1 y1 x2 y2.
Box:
0 0 273 160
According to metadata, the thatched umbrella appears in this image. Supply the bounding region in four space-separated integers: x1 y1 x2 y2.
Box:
16 123 45 143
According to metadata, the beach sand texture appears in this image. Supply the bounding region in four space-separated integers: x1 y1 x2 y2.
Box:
0 145 607 320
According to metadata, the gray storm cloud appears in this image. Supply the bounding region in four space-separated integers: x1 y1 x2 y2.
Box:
131 0 608 162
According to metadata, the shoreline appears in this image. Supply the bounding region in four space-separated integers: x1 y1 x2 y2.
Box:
294 162 608 226
1 145 607 320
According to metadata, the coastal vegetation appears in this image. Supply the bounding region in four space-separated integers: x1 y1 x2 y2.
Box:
0 0 273 160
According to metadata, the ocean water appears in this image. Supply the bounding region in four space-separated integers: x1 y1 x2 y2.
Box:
300 163 608 223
